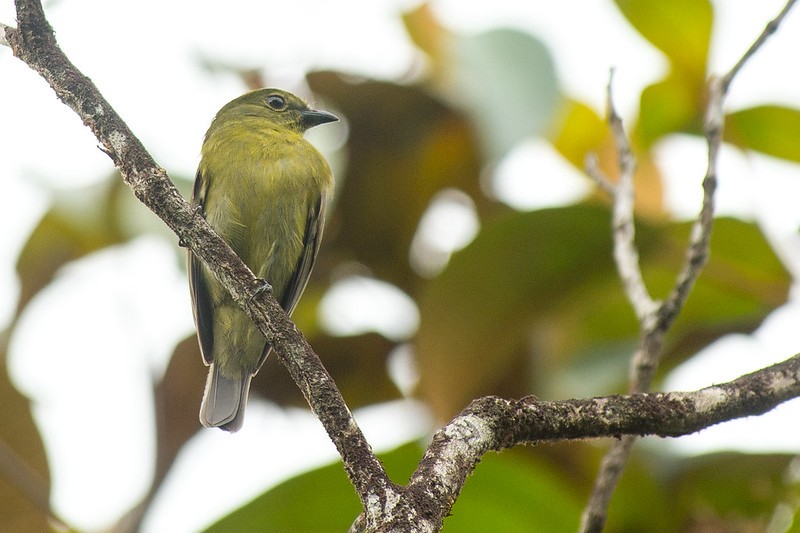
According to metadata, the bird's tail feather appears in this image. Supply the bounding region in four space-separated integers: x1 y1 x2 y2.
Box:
199 363 252 432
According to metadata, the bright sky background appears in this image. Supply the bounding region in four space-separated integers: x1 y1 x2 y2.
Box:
2 1 800 532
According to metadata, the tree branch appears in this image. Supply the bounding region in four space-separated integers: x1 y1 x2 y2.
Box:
5 1 800 532
4 0 389 511
580 2 798 531
398 352 800 532
585 70 658 324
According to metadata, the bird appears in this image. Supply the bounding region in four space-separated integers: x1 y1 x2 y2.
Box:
188 88 337 432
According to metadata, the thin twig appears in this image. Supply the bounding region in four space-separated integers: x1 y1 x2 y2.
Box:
0 23 11 46
586 73 657 323
579 437 636 533
578 3 798 532
605 71 659 324
584 154 617 196
721 0 798 92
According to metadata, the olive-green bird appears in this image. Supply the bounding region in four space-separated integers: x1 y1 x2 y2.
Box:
189 88 337 432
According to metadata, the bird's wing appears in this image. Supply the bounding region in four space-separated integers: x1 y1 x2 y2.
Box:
189 170 215 365
280 190 328 315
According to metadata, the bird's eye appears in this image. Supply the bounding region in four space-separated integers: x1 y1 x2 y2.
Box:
266 95 286 110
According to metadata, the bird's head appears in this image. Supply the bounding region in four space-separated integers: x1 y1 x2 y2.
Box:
215 88 338 133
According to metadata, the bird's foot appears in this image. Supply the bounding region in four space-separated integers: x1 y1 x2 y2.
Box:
249 279 273 304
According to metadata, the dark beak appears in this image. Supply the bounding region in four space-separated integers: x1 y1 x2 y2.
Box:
301 109 339 129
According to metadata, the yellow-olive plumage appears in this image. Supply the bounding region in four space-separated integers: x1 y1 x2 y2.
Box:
189 88 337 432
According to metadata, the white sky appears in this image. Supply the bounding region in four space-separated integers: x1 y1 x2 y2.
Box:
2 1 800 531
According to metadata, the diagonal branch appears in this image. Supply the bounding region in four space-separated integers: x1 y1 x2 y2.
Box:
4 0 389 511
5 1 800 532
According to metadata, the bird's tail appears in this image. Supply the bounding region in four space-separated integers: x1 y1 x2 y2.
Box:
199 363 252 432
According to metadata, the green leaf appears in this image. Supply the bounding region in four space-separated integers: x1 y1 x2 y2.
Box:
202 457 358 533
604 448 679 533
449 28 559 159
203 442 422 533
415 204 618 418
204 443 585 533
415 204 791 417
648 218 790 369
552 214 791 396
726 105 800 162
445 449 583 532
549 98 609 169
638 73 704 146
666 452 798 530
615 0 712 79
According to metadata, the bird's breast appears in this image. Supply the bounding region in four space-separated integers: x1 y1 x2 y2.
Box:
198 124 331 293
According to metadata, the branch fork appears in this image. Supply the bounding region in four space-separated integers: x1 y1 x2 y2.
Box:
3 0 799 531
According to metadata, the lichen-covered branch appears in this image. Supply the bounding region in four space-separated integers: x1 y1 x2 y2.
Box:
351 351 800 531
580 2 798 532
397 353 800 532
4 0 389 509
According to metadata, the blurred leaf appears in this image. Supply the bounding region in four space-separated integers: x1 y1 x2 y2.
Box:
617 0 712 150
0 341 52 532
415 204 617 418
449 28 559 159
15 175 175 317
571 215 790 396
637 72 704 146
154 336 206 482
404 7 559 161
667 452 798 530
789 510 800 533
402 3 447 64
114 336 207 532
614 0 712 79
308 72 486 291
6 163 186 533
415 204 791 418
445 448 583 532
203 460 357 533
550 100 665 216
603 447 678 533
16 178 124 315
726 105 800 163
203 442 422 533
565 217 790 395
204 442 587 532
550 98 610 169
573 444 795 533
650 218 790 370
252 332 401 409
